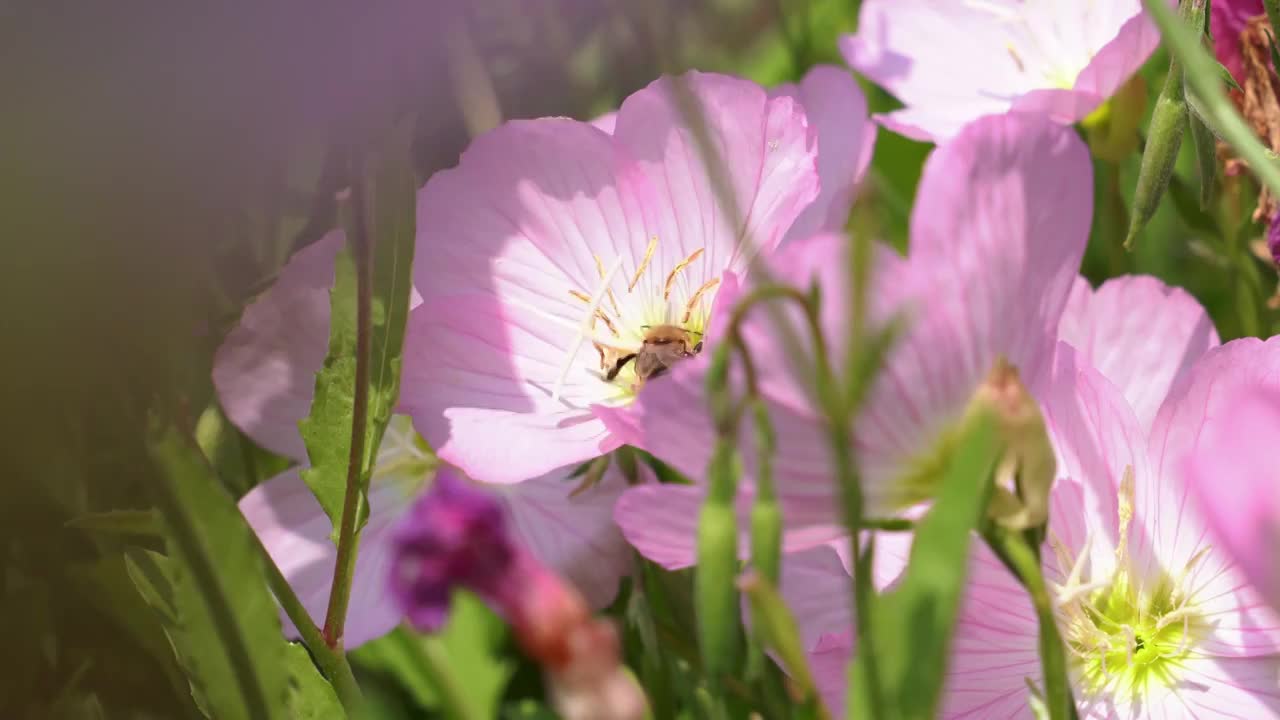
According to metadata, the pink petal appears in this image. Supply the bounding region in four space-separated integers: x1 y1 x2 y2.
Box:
214 232 344 461
612 483 848 570
590 111 617 134
809 632 853 718
939 542 1041 719
495 465 633 609
842 0 1153 141
770 65 877 243
1058 275 1219 434
611 71 820 270
1185 384 1280 618
239 468 410 648
1146 656 1280 718
1154 337 1280 656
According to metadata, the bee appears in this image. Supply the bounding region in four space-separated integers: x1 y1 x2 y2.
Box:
605 324 704 383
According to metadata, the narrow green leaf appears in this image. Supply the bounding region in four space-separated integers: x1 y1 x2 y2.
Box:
297 118 418 540
1217 59 1243 92
848 410 1000 719
285 644 344 719
137 424 292 720
66 508 161 538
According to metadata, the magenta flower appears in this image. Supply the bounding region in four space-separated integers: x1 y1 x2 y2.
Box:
1181 340 1280 618
608 113 1093 567
841 0 1162 142
216 231 632 648
400 66 875 483
1211 0 1264 87
391 469 648 720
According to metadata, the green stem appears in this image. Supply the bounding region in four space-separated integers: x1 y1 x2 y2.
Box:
983 526 1074 720
250 530 364 714
393 630 481 720
1150 0 1280 196
323 162 375 648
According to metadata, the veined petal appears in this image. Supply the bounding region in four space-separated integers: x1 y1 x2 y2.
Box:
239 468 410 648
213 232 343 462
842 0 1153 142
770 65 877 243
612 71 820 277
1058 275 1219 435
1147 656 1280 718
495 464 632 610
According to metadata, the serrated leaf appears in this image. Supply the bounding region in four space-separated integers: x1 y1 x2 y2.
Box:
285 644 344 719
137 424 292 720
849 411 1000 719
298 118 418 541
66 508 162 538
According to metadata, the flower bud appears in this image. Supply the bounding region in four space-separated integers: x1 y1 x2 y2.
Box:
965 359 1056 532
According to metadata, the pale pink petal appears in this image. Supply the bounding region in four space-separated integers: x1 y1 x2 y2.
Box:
809 632 853 718
771 65 877 242
214 232 344 461
590 111 617 134
239 468 410 648
1152 337 1280 657
940 542 1041 720
496 465 633 609
611 71 820 274
842 0 1154 141
1185 384 1280 617
1147 656 1280 718
1057 275 1219 434
612 483 847 570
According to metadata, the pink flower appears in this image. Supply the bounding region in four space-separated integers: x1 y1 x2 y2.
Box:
215 232 631 648
608 113 1093 568
1182 343 1280 618
936 338 1280 718
841 0 1163 142
1211 0 1265 87
400 66 875 483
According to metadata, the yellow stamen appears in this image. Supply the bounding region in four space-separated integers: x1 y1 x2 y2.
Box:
567 290 620 336
682 277 721 324
664 247 705 300
629 237 658 292
593 254 622 316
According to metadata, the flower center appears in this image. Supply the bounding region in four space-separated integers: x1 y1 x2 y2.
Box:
965 0 1095 92
1051 469 1207 701
372 415 436 496
554 238 720 401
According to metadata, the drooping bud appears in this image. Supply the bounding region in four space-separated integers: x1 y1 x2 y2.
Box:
1127 0 1206 249
965 359 1056 532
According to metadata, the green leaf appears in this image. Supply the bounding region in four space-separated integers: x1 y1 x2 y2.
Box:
285 644 344 719
297 118 418 540
1270 33 1280 80
134 424 292 720
1217 59 1243 92
848 410 1000 719
350 593 510 719
66 509 162 538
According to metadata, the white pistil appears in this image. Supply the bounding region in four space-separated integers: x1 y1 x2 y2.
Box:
552 256 624 405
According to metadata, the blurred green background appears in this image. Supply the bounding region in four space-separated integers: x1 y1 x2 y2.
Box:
1 0 1274 717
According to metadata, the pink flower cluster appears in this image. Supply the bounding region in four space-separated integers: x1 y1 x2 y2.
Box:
212 0 1280 716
